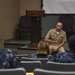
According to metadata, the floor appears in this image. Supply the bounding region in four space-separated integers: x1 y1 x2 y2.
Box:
4 39 70 55
4 39 36 55
4 39 31 45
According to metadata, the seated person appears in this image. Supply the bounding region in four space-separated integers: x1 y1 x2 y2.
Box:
54 35 75 63
0 48 21 68
31 39 53 61
45 22 67 55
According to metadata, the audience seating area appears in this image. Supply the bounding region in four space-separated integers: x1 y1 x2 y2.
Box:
1 53 75 75
1 63 75 75
15 54 75 72
15 55 75 75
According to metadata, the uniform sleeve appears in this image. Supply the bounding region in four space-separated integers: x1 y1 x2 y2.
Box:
8 49 22 68
47 55 54 61
0 48 21 68
63 31 67 42
45 30 52 39
10 56 22 68
31 53 37 58
55 52 73 63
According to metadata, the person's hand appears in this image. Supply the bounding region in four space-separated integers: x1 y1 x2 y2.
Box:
52 47 58 52
46 39 52 43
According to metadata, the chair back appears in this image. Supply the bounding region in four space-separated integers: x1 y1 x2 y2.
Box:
21 61 42 72
34 68 75 75
46 61 75 71
0 68 25 75
21 57 48 69
15 54 29 59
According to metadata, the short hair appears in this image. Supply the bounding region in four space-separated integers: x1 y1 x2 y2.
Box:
57 21 63 24
36 39 50 55
68 35 75 50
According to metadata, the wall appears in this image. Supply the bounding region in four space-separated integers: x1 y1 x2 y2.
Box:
20 0 41 16
0 0 41 40
42 15 60 38
0 0 20 47
42 15 75 38
0 0 41 48
0 0 20 40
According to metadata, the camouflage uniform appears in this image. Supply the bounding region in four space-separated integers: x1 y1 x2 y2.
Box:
45 29 67 54
0 48 21 68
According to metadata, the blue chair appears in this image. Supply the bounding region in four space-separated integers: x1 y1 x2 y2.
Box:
15 54 29 59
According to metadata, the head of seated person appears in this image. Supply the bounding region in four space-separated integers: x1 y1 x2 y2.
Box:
36 39 49 56
55 52 74 63
31 39 50 58
68 35 75 52
0 48 21 68
31 39 54 61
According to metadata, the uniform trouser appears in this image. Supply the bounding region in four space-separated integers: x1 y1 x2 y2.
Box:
49 44 65 55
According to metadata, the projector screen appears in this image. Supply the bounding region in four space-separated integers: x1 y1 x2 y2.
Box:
42 0 75 14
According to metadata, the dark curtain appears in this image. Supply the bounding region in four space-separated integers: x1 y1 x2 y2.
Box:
15 16 31 40
59 15 75 40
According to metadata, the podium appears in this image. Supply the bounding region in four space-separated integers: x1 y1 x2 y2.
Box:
26 10 44 48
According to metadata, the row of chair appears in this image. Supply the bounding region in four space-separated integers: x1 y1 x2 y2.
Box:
20 58 75 72
0 67 75 75
16 54 75 72
15 54 29 59
21 57 48 69
34 68 75 75
45 61 75 71
0 68 25 75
